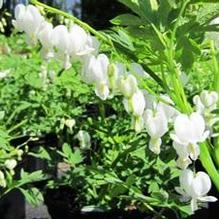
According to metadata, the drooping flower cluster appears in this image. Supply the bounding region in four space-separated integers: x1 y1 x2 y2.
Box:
13 3 219 213
13 4 99 69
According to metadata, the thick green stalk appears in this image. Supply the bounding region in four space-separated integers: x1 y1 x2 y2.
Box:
214 138 219 168
200 142 219 191
210 40 219 91
168 0 219 192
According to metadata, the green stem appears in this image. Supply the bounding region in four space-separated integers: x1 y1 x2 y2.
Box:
210 40 219 91
214 138 219 168
199 142 219 191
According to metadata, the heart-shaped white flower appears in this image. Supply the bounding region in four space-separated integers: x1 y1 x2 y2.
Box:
143 109 168 154
13 4 44 45
171 113 209 146
193 90 218 113
176 169 217 212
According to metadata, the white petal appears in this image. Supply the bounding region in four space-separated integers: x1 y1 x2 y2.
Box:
191 198 198 213
198 196 217 202
174 114 191 144
130 89 146 116
149 138 162 154
119 74 138 98
173 141 189 157
95 82 110 100
188 143 200 161
190 113 206 142
179 169 194 195
176 157 192 169
193 171 211 197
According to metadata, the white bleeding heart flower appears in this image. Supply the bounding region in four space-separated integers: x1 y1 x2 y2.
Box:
82 54 110 100
5 159 17 170
123 90 145 117
176 169 217 213
119 74 138 98
82 54 109 83
108 63 125 96
52 25 72 69
77 130 91 150
130 89 146 117
95 81 110 100
173 141 199 169
123 89 145 133
0 171 6 188
171 113 209 164
143 109 168 154
69 25 98 60
65 119 76 132
193 90 218 113
13 4 44 45
38 21 54 59
171 113 209 147
86 36 100 56
0 0 3 9
0 69 10 79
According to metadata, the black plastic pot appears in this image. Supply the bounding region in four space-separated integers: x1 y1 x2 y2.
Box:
44 187 153 219
44 186 219 219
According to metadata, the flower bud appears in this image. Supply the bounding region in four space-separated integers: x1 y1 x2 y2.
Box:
0 171 6 188
65 119 76 131
119 74 138 98
5 159 17 170
77 130 91 150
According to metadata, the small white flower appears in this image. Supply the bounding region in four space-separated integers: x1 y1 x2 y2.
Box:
13 4 44 45
0 69 10 79
171 113 209 165
171 113 209 147
143 109 168 154
82 54 110 100
0 171 6 188
65 119 76 132
119 74 138 98
5 159 17 170
123 89 146 117
176 169 217 213
131 90 146 117
69 24 98 59
77 130 91 150
95 81 110 100
108 63 124 96
193 90 218 113
52 25 72 69
38 21 54 59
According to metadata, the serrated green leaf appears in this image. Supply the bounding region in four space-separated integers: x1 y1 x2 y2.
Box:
19 187 44 206
111 14 142 26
